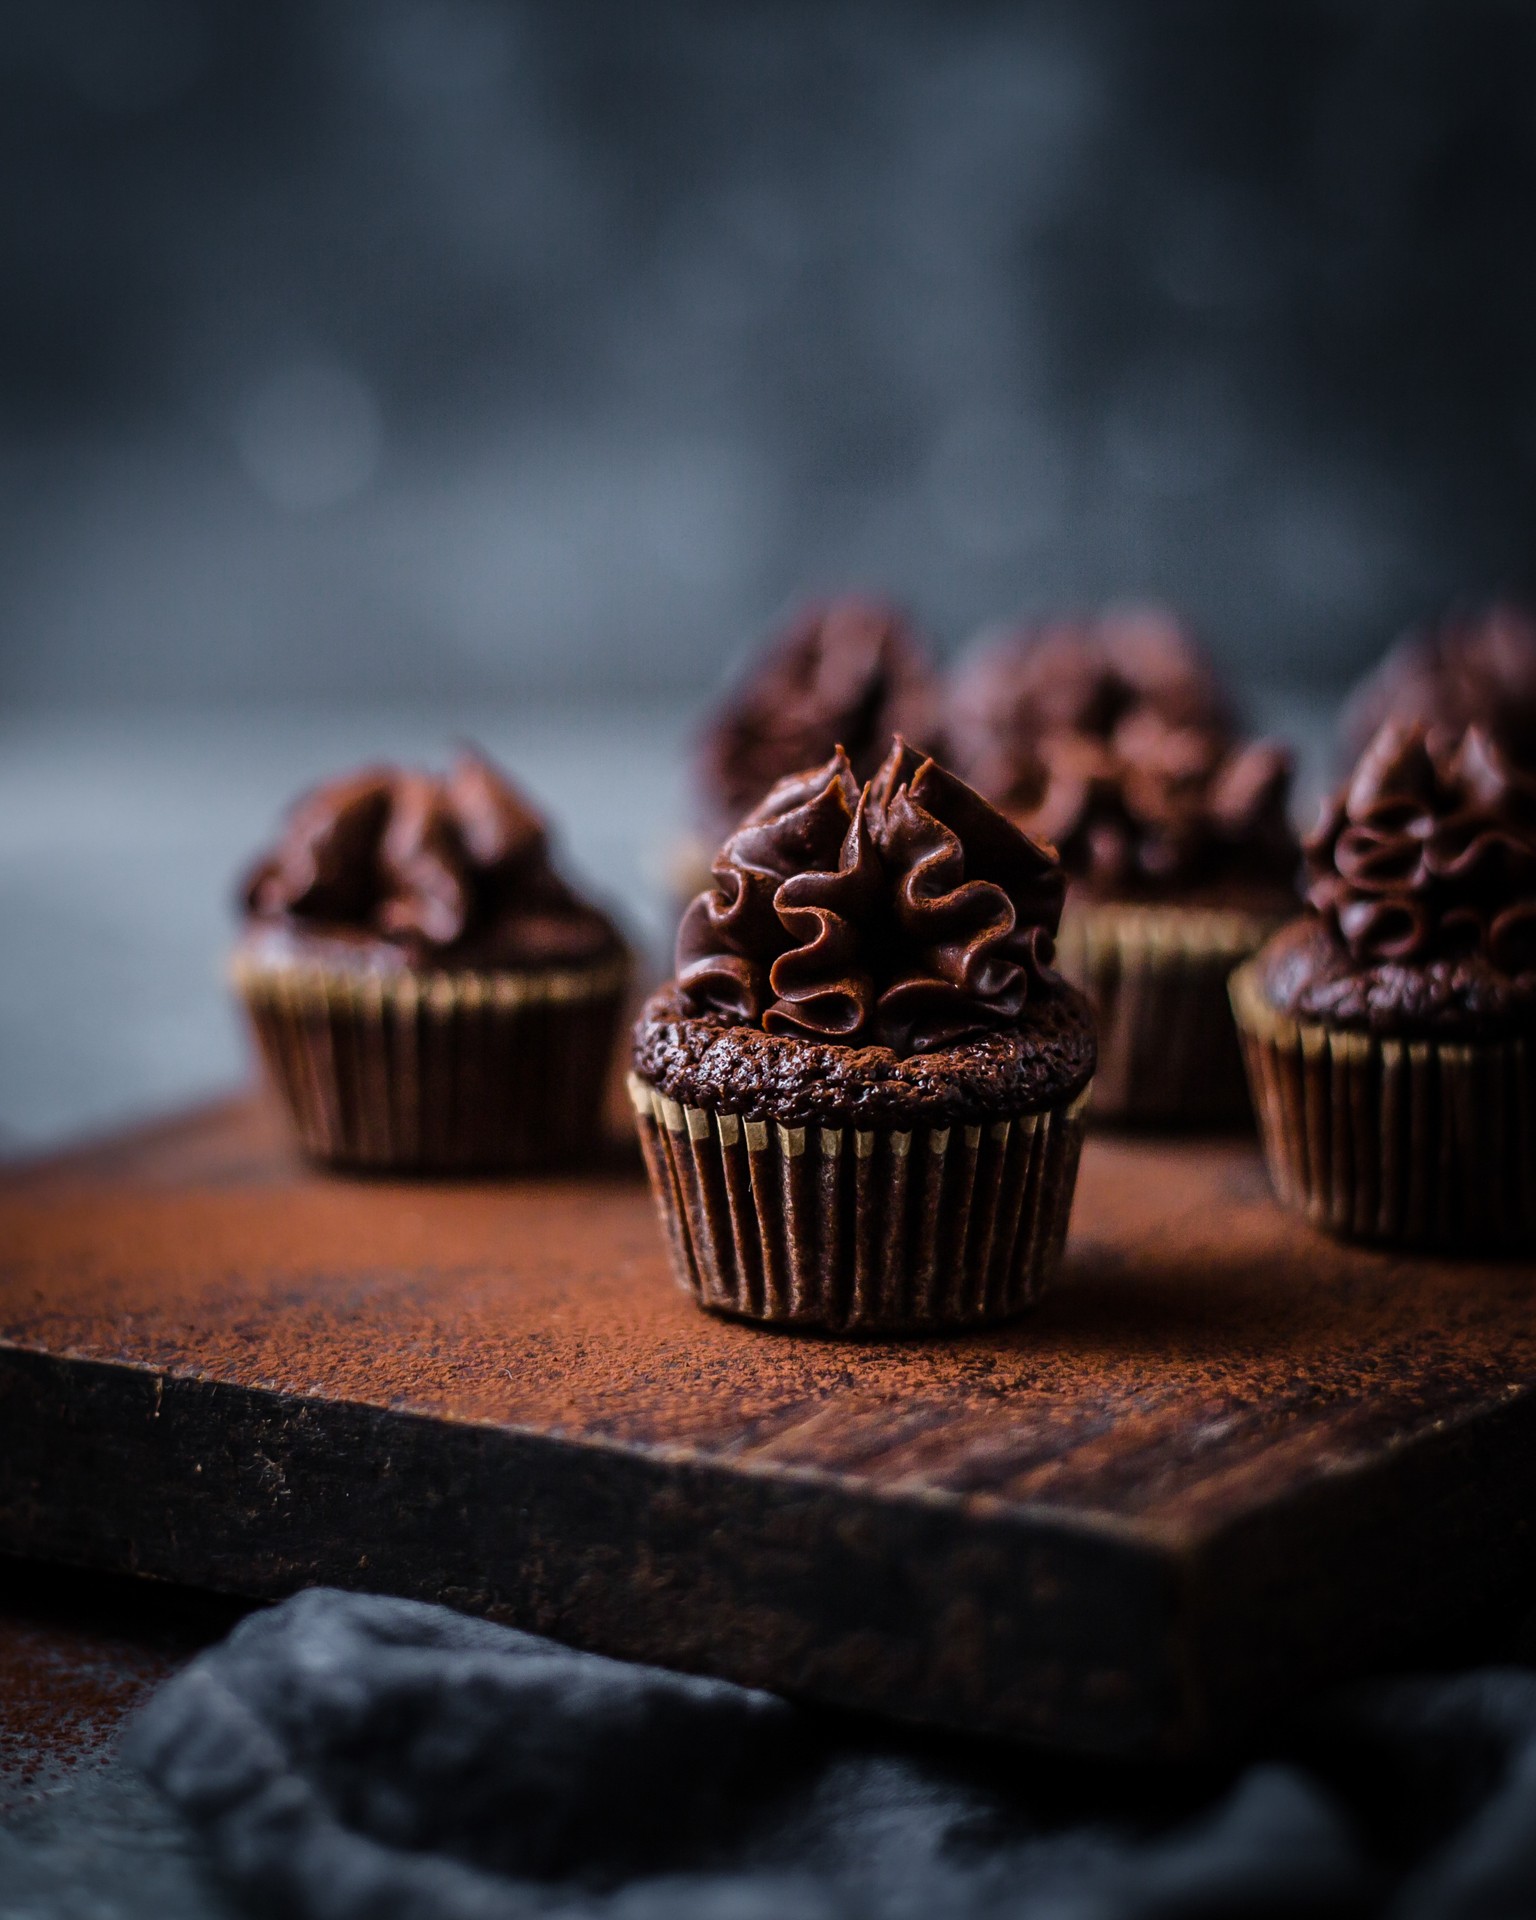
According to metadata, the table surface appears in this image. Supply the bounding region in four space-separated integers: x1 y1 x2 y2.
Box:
7 1090 1536 1759
9 1094 1534 1545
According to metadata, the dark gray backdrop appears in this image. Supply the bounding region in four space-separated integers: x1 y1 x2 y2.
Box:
4 0 1536 704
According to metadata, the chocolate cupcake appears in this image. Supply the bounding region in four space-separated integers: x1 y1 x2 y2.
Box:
1343 601 1536 768
946 612 1298 1126
632 741 1095 1333
233 750 629 1171
694 597 937 852
1232 720 1536 1249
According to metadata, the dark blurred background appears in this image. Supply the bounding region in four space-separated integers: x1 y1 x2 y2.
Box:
5 0 1536 705
5 0 1536 1145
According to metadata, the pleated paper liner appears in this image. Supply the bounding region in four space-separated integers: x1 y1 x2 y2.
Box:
1230 960 1536 1251
629 1072 1092 1334
1054 900 1284 1128
232 950 629 1173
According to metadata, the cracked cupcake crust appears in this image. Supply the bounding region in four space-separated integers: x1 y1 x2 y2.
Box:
1252 915 1536 1041
631 981 1096 1128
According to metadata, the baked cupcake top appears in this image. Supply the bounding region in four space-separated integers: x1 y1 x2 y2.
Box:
634 740 1095 1125
240 750 624 973
946 612 1296 908
1343 601 1536 767
697 597 937 834
1257 719 1536 1038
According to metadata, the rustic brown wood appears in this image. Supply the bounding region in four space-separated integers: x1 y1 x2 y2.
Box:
2 1094 1534 1757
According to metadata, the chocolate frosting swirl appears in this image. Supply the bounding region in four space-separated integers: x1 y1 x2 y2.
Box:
1305 720 1536 975
1343 602 1536 768
242 750 622 968
1030 719 1296 900
698 598 937 831
945 610 1232 812
946 613 1295 900
676 740 1067 1057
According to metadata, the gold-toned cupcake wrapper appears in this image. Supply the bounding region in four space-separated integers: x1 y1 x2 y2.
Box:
1054 903 1283 1127
629 1074 1091 1333
1230 962 1536 1250
232 953 628 1172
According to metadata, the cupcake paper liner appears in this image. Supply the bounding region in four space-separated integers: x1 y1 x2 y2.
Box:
233 951 629 1172
1053 901 1283 1128
1230 960 1535 1250
629 1072 1092 1334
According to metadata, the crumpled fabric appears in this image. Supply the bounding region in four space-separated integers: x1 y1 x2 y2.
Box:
129 1587 1536 1920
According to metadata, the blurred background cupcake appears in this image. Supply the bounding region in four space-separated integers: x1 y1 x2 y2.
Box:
945 609 1299 1126
1233 718 1536 1249
234 749 629 1171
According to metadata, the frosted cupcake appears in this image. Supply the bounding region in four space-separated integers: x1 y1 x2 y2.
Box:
946 611 1298 1126
1233 720 1536 1249
632 741 1095 1333
233 750 628 1171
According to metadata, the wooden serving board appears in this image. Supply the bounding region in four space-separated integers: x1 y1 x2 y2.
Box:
1 1095 1534 1758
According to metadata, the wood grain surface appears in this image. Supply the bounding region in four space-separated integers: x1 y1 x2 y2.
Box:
2 1095 1534 1756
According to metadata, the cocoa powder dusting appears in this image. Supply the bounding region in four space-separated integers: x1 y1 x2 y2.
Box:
2 1095 1533 1535
0 1562 245 1805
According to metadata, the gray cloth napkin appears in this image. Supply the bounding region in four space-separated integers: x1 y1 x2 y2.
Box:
129 1587 1536 1918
